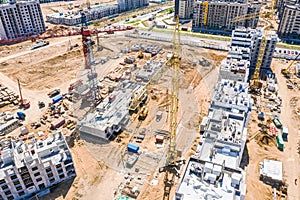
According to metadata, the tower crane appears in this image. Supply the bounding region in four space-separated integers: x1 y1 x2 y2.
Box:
202 1 209 27
231 13 259 23
249 33 267 93
86 0 91 9
231 13 269 94
158 16 185 200
81 12 98 104
281 53 300 78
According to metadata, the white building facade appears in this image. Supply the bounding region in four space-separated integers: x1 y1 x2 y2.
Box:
0 0 45 40
0 131 76 200
117 0 149 12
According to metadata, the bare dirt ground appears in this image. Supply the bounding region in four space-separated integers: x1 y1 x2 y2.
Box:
0 36 82 90
138 50 224 200
245 58 300 200
0 27 227 200
41 141 110 200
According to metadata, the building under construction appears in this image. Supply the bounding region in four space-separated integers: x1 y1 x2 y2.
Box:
191 0 261 33
46 4 119 26
175 26 260 200
77 58 164 141
0 131 76 200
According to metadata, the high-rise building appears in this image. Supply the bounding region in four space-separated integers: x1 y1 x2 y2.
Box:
0 0 46 40
0 131 76 200
277 0 300 18
178 0 194 19
117 0 149 12
277 3 300 41
192 0 261 32
229 27 277 79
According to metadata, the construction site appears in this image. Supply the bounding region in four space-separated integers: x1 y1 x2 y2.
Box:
0 0 300 200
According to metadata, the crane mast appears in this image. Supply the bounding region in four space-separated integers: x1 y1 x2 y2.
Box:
168 16 181 167
250 34 267 92
159 16 185 200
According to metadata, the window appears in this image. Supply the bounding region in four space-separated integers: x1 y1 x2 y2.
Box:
36 177 42 182
59 174 65 179
7 196 14 200
46 168 52 173
38 183 45 190
49 178 55 183
4 190 11 195
34 172 40 177
13 180 20 186
57 169 63 174
18 191 25 196
32 167 38 171
1 185 8 190
0 179 5 184
10 175 17 180
16 186 22 191
47 173 53 178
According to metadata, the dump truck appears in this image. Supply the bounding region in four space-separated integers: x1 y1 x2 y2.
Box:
48 89 60 98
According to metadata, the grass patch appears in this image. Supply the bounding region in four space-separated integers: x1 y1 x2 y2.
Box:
277 43 300 50
141 20 148 27
125 19 141 24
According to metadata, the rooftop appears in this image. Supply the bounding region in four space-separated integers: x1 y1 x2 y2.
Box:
79 81 143 139
176 158 246 200
0 131 71 179
219 60 250 83
260 159 283 182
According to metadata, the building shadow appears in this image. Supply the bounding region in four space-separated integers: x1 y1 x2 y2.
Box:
240 142 249 170
32 177 76 200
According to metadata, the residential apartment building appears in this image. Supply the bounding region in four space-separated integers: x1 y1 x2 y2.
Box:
230 28 277 79
175 26 255 199
175 79 251 200
0 131 76 200
178 0 194 19
277 3 300 41
276 0 300 18
46 4 119 26
117 0 149 12
192 0 261 32
0 0 45 40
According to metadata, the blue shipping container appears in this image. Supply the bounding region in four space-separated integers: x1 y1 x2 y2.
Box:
127 143 139 153
52 95 63 104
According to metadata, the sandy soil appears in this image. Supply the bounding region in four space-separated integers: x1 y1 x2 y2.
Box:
245 58 300 200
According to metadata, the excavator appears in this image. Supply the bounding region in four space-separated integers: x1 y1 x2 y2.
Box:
281 53 300 78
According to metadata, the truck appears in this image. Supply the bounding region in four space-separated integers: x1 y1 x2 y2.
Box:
52 95 63 104
50 117 65 130
17 111 26 120
273 118 282 129
30 40 49 50
258 112 265 120
48 89 60 98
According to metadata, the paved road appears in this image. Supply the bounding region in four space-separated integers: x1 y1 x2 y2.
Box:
0 37 73 63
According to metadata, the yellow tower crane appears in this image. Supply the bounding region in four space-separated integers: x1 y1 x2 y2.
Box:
281 53 300 78
202 1 209 27
271 0 277 18
231 13 269 93
158 16 185 200
86 0 91 9
231 13 259 23
249 34 267 93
